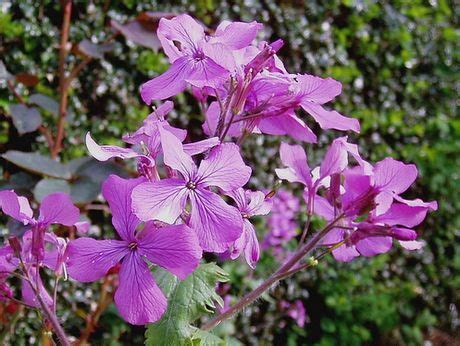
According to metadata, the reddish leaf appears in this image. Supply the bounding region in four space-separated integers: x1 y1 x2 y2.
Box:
15 73 39 87
111 12 175 51
77 39 115 59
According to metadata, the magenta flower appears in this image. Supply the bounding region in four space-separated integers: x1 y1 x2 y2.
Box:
86 101 219 181
226 188 272 268
141 15 261 103
66 175 201 325
0 190 79 261
132 126 251 253
280 299 308 327
315 167 437 261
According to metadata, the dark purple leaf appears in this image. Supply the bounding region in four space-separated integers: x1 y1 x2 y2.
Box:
9 104 42 135
78 39 115 59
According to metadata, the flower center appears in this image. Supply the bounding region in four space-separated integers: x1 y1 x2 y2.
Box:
241 213 250 219
128 242 138 250
186 181 197 190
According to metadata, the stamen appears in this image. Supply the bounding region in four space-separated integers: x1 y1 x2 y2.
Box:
128 242 138 250
186 181 197 190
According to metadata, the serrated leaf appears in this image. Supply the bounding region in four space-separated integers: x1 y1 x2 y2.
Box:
9 104 42 134
34 178 71 202
78 39 115 59
2 151 72 179
146 263 228 346
29 93 59 116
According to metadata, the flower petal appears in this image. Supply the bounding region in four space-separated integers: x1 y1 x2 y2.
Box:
158 14 205 62
86 132 140 162
275 143 312 186
296 74 342 104
196 143 251 191
211 21 263 49
102 175 144 241
158 125 196 179
243 220 260 269
301 102 360 132
66 238 128 282
189 188 243 252
39 193 79 226
183 137 220 156
0 190 32 223
131 180 188 223
140 56 192 104
138 223 202 280
373 158 418 195
115 252 167 325
258 113 317 143
355 236 393 257
374 203 430 228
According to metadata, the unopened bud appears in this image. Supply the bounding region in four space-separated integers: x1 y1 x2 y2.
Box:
390 228 417 241
308 256 318 266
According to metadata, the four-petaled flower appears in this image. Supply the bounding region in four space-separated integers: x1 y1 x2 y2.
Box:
132 126 251 252
66 175 202 325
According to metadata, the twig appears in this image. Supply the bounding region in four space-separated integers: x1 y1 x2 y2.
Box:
51 0 72 159
202 213 344 331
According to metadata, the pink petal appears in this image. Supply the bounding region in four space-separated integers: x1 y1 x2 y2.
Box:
243 220 260 269
275 142 312 186
158 125 196 179
399 240 425 250
131 180 188 223
185 57 230 89
301 102 360 132
0 190 33 223
202 101 241 137
22 268 53 308
140 56 192 104
39 193 79 226
313 195 335 221
246 190 272 216
258 113 317 143
115 252 167 325
158 14 205 62
189 188 243 252
211 21 263 49
86 132 140 162
196 143 251 192
355 236 393 257
296 74 342 104
66 238 128 282
183 137 220 156
374 158 418 195
374 203 430 228
332 244 360 262
102 175 144 241
138 223 202 280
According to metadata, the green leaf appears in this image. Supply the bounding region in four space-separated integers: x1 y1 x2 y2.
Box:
9 104 42 135
2 151 72 179
146 263 228 346
34 178 71 202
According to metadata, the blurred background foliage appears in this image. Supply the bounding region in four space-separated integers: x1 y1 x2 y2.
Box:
0 0 458 345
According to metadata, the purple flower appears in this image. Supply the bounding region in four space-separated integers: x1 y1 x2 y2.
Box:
132 126 251 252
226 188 272 268
276 137 370 212
86 101 219 180
280 299 308 328
140 15 262 103
66 175 202 325
0 190 79 261
262 190 300 254
315 167 437 261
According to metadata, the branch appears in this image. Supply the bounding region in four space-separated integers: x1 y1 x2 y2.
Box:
51 0 72 159
201 213 344 331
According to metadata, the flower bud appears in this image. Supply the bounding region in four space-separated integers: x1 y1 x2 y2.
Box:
390 227 417 241
244 39 284 76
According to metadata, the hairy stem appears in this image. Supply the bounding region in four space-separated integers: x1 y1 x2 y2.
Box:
202 213 344 331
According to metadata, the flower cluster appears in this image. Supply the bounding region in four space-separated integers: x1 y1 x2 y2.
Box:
0 14 436 328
